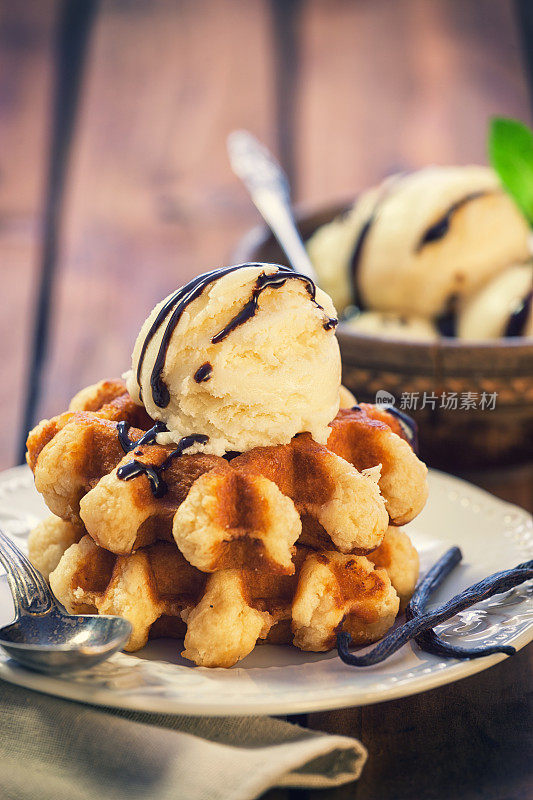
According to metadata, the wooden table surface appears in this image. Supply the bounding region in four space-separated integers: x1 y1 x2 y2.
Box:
1 1 531 798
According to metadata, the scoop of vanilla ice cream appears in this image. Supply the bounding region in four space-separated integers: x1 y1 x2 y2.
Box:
307 166 530 319
457 263 533 339
125 264 341 456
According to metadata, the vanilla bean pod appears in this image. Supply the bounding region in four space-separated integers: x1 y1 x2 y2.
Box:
337 558 532 667
407 547 516 659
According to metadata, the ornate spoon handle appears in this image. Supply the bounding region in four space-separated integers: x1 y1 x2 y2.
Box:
227 130 318 282
0 529 52 614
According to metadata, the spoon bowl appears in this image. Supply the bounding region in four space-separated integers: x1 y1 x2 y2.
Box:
0 607 132 674
0 528 132 674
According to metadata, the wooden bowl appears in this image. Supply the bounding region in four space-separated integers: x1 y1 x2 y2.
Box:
232 202 533 470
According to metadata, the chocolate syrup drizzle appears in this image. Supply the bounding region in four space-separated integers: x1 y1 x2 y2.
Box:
504 290 532 337
416 191 487 251
348 175 406 307
352 404 418 453
385 406 419 453
211 268 336 344
193 362 213 383
116 420 167 453
116 427 209 498
349 218 374 310
136 264 336 409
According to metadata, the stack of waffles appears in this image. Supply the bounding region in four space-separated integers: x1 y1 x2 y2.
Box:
26 379 427 667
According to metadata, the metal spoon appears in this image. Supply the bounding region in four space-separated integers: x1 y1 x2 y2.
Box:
227 130 318 282
0 529 131 674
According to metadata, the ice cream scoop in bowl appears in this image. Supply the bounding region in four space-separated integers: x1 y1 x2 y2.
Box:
0 529 131 674
124 263 341 456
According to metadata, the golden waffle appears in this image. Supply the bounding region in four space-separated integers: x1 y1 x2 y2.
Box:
28 413 137 521
26 379 151 472
366 526 419 610
27 377 425 668
79 449 233 558
292 551 400 651
69 378 154 429
179 436 388 558
29 410 302 570
170 466 301 574
44 529 411 668
48 534 304 659
50 536 205 650
327 406 428 524
28 381 303 568
182 546 312 667
27 379 428 569
28 515 85 580
27 408 225 551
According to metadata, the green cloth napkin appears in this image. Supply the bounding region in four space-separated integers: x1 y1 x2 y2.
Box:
0 680 366 800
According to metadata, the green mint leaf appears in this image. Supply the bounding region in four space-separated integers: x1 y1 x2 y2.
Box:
488 117 533 227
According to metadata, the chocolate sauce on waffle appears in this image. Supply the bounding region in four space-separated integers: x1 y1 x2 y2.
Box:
116 461 164 497
193 362 213 383
504 290 532 337
384 406 419 453
117 420 168 453
117 433 209 498
136 264 336 409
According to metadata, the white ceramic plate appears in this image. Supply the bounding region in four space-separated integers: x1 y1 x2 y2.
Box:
0 465 531 716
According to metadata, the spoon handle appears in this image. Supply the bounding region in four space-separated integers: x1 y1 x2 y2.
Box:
0 529 52 614
227 130 318 282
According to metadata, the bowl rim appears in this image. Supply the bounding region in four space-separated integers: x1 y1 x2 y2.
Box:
231 200 533 355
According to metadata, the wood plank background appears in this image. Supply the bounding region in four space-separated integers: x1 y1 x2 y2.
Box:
1 2 531 798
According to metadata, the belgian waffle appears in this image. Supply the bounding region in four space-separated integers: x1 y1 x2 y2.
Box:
26 378 426 667
38 526 416 667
